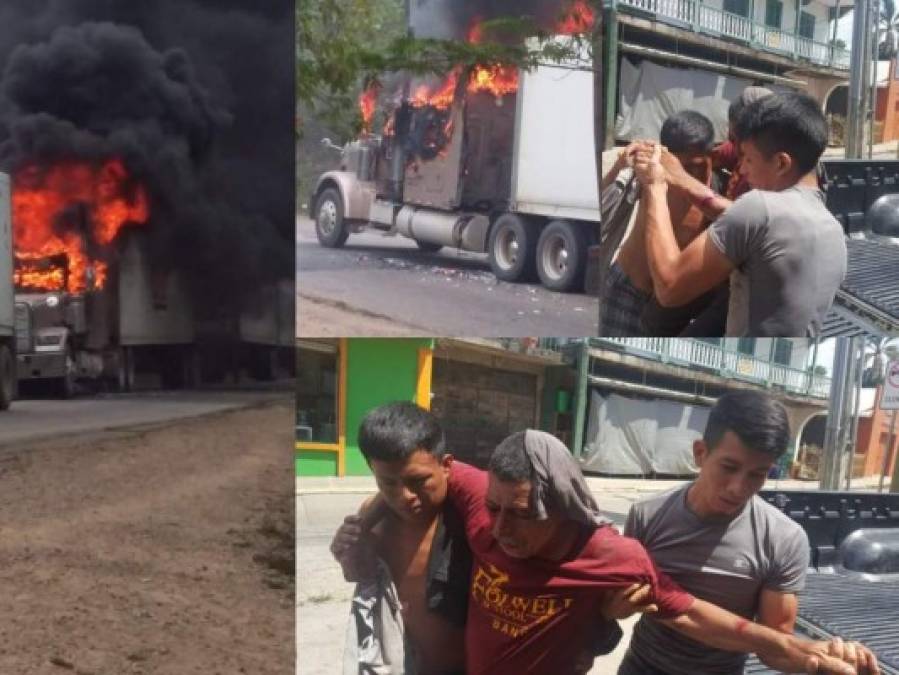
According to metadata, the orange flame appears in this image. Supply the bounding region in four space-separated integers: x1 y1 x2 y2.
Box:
469 64 519 97
12 158 149 293
359 83 379 132
557 0 595 34
409 69 461 109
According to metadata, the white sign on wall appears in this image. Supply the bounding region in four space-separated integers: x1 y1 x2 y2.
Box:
881 361 899 410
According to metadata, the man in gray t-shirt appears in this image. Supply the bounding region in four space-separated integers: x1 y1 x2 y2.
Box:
616 390 809 675
632 92 846 337
707 186 845 336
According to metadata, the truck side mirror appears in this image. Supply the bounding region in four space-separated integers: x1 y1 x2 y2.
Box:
320 137 343 153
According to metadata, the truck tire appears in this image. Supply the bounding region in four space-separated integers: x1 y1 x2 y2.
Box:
536 219 589 292
58 348 76 399
415 239 443 254
0 345 14 410
314 187 350 248
488 214 539 283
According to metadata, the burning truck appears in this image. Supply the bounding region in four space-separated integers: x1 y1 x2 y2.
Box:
310 8 600 293
0 17 294 399
6 157 292 397
10 159 196 396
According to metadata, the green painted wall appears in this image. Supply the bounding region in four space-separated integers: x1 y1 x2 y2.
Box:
295 451 337 477
344 338 433 476
295 338 434 477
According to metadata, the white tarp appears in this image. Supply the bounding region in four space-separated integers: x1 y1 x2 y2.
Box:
615 58 752 143
581 390 710 476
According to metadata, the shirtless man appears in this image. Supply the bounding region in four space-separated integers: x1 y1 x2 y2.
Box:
330 401 468 675
602 111 727 336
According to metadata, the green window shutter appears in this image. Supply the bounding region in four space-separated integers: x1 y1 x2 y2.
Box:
799 11 815 39
765 0 783 27
724 0 750 16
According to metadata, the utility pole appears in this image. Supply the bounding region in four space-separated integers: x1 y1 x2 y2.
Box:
821 337 861 489
880 407 897 492
847 0 872 157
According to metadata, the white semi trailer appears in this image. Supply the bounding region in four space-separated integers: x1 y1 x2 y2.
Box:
310 44 599 292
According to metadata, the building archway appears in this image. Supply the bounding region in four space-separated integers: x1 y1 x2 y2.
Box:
825 84 848 117
793 411 827 479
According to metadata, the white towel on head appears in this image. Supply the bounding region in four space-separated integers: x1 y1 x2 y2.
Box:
523 429 611 529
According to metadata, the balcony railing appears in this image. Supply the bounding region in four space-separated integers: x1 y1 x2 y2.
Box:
593 337 832 398
617 0 851 70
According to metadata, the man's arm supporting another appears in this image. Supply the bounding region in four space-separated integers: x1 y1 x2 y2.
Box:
662 597 879 675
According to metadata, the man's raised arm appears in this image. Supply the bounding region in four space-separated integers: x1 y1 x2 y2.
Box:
634 144 734 307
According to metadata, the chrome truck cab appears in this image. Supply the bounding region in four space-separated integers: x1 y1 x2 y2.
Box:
14 292 82 397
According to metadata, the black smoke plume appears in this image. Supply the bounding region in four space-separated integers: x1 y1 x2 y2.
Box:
0 1 293 312
409 0 577 39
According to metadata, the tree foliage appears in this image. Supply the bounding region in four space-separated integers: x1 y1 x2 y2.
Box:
879 0 899 59
296 0 600 140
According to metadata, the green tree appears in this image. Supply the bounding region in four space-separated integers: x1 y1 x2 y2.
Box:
879 0 899 59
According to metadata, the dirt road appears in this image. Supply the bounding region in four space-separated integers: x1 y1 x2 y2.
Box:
0 399 294 674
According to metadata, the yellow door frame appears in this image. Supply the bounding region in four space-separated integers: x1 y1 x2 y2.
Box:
297 340 433 477
417 346 433 410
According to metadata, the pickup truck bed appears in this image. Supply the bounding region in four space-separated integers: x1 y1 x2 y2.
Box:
821 160 899 337
746 574 899 674
744 489 899 674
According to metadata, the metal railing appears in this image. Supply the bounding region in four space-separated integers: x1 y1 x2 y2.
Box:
594 337 832 398
617 0 851 69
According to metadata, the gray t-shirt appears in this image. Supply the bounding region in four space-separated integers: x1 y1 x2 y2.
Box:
708 186 846 337
622 483 809 675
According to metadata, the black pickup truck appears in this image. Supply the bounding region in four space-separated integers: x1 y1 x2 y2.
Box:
821 160 899 337
745 490 899 674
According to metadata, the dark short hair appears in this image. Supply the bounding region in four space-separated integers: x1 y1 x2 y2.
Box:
488 431 533 483
703 391 791 458
358 401 445 463
660 110 714 154
734 92 826 175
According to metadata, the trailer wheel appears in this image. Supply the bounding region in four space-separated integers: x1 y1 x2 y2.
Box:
488 214 539 283
314 187 350 248
536 219 589 292
0 345 14 410
414 239 443 254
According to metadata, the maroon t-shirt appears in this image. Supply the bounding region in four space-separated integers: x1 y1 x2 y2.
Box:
448 461 695 675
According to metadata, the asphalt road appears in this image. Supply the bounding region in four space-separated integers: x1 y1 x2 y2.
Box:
0 389 292 448
296 217 598 337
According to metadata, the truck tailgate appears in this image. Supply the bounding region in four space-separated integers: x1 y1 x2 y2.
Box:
746 574 899 674
823 238 899 336
840 239 899 321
